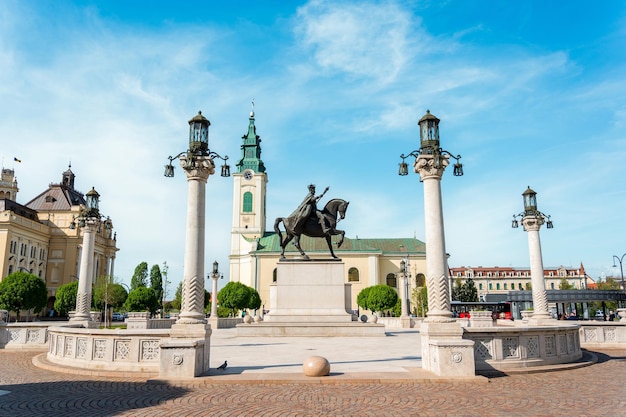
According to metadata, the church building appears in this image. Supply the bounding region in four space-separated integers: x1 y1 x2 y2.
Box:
228 111 427 314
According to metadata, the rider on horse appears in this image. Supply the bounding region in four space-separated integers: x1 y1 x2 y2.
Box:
289 184 330 234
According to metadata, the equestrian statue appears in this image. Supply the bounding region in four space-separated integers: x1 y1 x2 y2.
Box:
274 184 349 260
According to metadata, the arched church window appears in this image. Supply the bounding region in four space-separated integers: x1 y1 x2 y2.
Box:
348 267 359 282
243 192 253 213
415 273 425 287
386 273 397 288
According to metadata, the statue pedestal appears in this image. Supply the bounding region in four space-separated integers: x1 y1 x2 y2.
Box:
237 260 385 336
264 260 352 323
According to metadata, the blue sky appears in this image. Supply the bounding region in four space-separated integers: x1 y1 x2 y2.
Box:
2 0 625 294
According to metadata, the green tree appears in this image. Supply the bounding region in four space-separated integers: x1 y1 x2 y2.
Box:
460 278 478 302
150 264 163 310
559 278 575 290
130 262 148 290
93 282 128 312
451 278 478 302
171 281 182 311
247 288 262 311
54 281 79 317
217 281 251 316
392 297 402 317
0 271 47 321
412 286 428 317
124 287 158 314
366 284 398 314
356 286 372 312
597 276 622 290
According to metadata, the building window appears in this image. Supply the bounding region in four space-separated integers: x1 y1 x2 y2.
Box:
272 268 277 283
504 283 508 290
386 273 397 288
489 283 493 290
518 283 523 290
487 272 492 277
415 273 425 287
242 192 253 213
479 283 483 290
496 283 500 290
550 282 555 289
348 267 359 282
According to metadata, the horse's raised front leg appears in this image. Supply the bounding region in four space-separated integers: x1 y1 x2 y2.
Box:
334 229 345 248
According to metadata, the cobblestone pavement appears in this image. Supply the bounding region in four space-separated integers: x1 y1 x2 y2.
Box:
0 349 625 417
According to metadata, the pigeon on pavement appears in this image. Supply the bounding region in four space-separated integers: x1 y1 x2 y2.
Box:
217 360 228 370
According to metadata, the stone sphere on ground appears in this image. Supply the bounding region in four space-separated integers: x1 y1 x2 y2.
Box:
303 356 330 377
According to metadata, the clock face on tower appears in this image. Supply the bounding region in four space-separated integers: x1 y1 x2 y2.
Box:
243 170 253 180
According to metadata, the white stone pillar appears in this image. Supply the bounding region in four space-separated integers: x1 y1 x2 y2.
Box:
415 154 452 321
522 215 550 320
70 219 98 327
176 154 214 325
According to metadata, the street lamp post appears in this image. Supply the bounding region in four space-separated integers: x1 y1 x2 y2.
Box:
399 260 409 318
208 260 223 323
69 187 107 328
612 254 626 293
398 110 462 321
512 186 553 321
164 111 230 326
398 110 474 377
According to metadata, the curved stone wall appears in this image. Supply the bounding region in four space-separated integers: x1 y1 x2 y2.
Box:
464 324 582 372
47 325 170 373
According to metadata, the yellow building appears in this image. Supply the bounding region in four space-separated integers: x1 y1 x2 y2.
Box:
0 166 118 314
228 111 427 313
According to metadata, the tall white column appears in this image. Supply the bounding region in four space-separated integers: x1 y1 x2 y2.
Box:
176 154 214 325
522 215 550 320
415 154 452 321
70 219 98 326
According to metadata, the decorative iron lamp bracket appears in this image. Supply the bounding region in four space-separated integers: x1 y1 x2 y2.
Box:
399 148 463 177
511 211 554 229
164 150 230 178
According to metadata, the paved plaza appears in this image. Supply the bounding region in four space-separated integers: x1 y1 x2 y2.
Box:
0 328 625 416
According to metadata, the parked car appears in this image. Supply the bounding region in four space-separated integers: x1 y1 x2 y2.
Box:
112 312 125 321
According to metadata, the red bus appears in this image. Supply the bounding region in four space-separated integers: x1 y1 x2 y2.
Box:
451 301 513 320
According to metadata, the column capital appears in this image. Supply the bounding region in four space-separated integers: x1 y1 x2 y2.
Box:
521 215 545 232
180 154 215 182
415 154 449 181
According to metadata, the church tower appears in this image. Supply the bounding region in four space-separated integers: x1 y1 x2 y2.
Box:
229 106 268 287
0 168 19 201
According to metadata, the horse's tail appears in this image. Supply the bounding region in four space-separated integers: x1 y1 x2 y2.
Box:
274 217 284 243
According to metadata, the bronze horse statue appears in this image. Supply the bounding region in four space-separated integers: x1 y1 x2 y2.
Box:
274 198 349 260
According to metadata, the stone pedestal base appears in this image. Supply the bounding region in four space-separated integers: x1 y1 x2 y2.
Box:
264 260 352 323
421 320 475 377
239 260 385 337
160 323 211 378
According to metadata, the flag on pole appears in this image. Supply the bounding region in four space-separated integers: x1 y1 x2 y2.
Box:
14 157 21 163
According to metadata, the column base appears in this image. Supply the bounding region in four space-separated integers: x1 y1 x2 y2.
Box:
160 323 212 378
420 321 475 377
